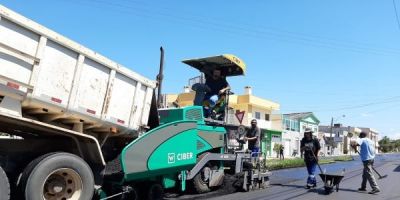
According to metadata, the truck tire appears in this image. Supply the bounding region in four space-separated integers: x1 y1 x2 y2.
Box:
15 153 58 200
0 166 10 200
21 152 94 200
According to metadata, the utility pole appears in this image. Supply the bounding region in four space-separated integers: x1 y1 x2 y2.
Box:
329 115 345 156
330 117 334 156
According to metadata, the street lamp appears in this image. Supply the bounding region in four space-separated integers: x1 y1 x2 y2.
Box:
330 115 345 155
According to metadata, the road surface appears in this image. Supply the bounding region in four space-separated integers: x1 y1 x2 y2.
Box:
168 153 400 200
210 153 400 200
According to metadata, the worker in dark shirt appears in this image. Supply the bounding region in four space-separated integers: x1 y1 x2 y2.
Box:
245 119 261 157
300 128 321 189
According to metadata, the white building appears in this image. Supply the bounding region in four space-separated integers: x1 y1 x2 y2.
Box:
359 127 380 154
319 124 362 156
280 112 320 157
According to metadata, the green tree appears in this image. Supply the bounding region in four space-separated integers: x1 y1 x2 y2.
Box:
273 143 282 158
394 139 400 152
379 136 393 153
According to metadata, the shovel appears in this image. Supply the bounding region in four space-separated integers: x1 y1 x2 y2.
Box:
354 149 388 179
309 149 324 174
309 149 345 176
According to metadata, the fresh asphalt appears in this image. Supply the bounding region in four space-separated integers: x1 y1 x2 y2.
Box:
168 153 400 200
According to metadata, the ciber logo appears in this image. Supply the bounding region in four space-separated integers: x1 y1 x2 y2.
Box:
167 152 193 164
168 153 175 164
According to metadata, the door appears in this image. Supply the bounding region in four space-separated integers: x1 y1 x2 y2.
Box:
284 139 290 156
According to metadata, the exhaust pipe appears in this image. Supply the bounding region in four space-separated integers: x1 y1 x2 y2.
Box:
157 47 164 108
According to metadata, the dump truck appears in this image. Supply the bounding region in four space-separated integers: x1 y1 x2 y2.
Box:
0 5 270 200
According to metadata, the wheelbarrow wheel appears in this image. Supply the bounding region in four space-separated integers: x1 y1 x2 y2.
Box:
324 186 331 194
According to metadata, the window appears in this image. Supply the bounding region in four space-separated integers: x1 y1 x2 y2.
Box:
284 119 290 130
265 114 270 121
290 120 296 131
272 135 281 142
284 119 299 132
255 112 261 119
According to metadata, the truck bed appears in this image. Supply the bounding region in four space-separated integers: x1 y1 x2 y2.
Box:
0 5 156 136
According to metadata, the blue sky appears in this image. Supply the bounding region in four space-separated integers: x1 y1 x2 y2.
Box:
2 0 400 139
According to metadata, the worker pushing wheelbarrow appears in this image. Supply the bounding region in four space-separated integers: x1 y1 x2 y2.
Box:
300 128 321 189
301 128 345 194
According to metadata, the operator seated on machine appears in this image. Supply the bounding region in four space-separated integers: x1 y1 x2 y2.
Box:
192 69 230 119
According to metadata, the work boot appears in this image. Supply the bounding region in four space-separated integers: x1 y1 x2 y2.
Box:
368 188 380 194
305 183 314 189
358 188 366 191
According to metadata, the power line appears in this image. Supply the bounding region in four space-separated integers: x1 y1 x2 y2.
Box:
283 95 400 113
327 96 400 111
283 95 400 109
114 0 400 54
318 102 400 124
67 0 400 56
58 1 400 114
360 102 400 115
393 0 400 31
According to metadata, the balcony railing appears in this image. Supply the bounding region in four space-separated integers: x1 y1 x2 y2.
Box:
257 120 272 129
226 114 271 129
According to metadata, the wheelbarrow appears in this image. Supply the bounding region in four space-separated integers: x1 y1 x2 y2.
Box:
319 173 344 194
309 149 345 194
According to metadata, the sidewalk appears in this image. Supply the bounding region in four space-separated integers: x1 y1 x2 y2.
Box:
265 155 353 171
